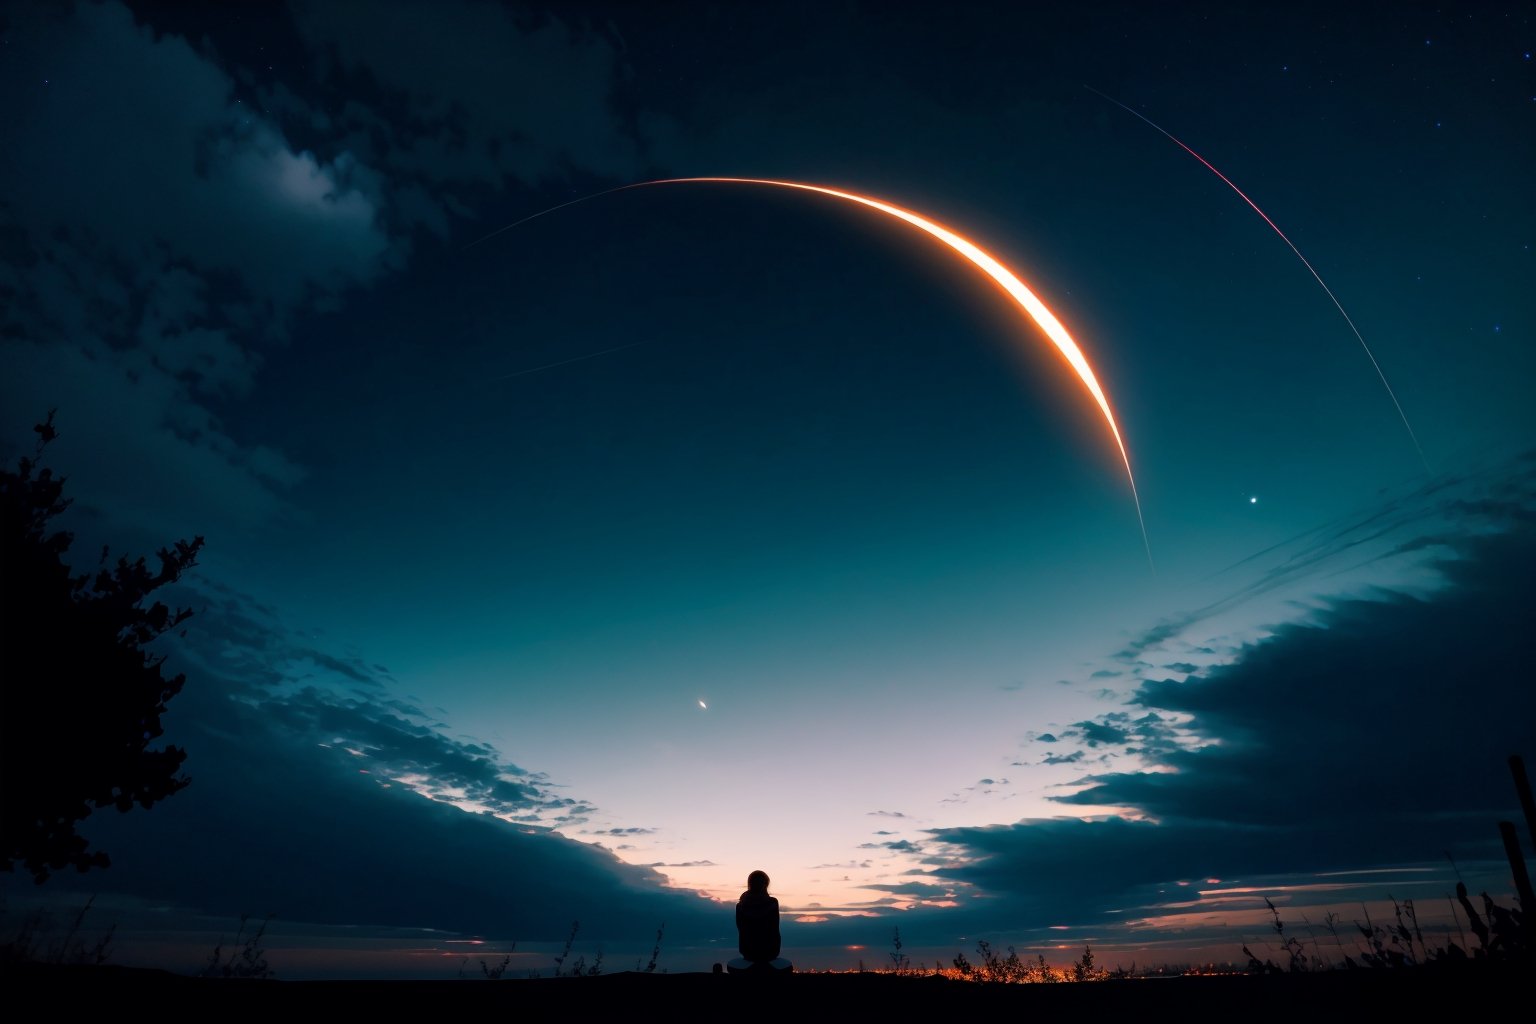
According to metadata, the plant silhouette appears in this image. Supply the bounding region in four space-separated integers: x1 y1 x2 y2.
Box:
200 914 274 979
1 413 204 881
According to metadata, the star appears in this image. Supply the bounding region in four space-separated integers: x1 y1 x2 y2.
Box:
1249 496 1258 505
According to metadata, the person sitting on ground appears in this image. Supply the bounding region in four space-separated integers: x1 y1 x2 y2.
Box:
735 870 781 964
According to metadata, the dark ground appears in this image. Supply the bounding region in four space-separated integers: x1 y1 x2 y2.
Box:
5 961 1530 1019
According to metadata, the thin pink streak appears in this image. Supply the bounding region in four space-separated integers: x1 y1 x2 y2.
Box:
1171 143 1288 239
1088 87 1426 469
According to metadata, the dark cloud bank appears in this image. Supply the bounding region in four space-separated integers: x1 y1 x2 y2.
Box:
900 478 1536 943
18 581 722 945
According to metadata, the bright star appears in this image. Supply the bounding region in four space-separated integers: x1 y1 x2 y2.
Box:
1249 496 1258 505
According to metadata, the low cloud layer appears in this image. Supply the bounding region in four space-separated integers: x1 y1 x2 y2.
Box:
912 469 1535 936
25 579 722 943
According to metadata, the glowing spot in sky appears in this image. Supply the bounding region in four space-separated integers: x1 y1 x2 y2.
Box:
1250 496 1258 504
698 700 708 710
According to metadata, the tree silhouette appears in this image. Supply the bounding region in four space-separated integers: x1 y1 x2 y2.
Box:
1 413 204 881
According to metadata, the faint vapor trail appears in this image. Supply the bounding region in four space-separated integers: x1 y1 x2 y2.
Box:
468 177 1154 568
1086 85 1428 471
463 186 635 251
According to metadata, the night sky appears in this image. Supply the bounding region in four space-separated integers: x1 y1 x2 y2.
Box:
2 0 1533 976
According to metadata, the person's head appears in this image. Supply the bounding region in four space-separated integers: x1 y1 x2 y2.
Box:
747 870 770 894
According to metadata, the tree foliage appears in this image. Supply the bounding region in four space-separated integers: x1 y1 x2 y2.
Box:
1 413 203 881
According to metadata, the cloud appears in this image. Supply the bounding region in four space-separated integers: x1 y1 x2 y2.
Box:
858 840 921 853
917 477 1536 933
1110 466 1506 668
0 0 716 954
283 0 641 225
17 579 720 942
1 1 651 545
0 2 390 539
644 860 716 868
1062 527 1536 828
1069 718 1130 747
1 4 388 309
291 649 387 687
1061 711 1181 758
849 880 966 912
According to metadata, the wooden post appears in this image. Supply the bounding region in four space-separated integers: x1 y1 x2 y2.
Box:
1497 821 1535 937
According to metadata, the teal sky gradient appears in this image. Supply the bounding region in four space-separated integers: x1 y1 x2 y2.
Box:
2 0 1531 974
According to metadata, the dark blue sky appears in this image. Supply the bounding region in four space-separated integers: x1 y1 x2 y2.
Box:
2 0 1532 975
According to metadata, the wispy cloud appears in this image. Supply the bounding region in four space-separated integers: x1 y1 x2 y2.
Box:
39 578 720 942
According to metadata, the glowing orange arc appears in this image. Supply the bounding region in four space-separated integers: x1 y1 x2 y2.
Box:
645 177 1150 561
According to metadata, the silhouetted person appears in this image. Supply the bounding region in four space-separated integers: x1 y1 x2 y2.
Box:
735 870 781 963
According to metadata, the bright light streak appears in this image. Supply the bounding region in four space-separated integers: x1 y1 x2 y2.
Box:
470 177 1152 566
1087 86 1427 471
653 177 1149 563
698 700 708 710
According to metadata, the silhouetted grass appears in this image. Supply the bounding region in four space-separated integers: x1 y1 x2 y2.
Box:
1239 884 1528 973
0 896 114 967
639 923 665 974
200 913 274 979
548 919 603 977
